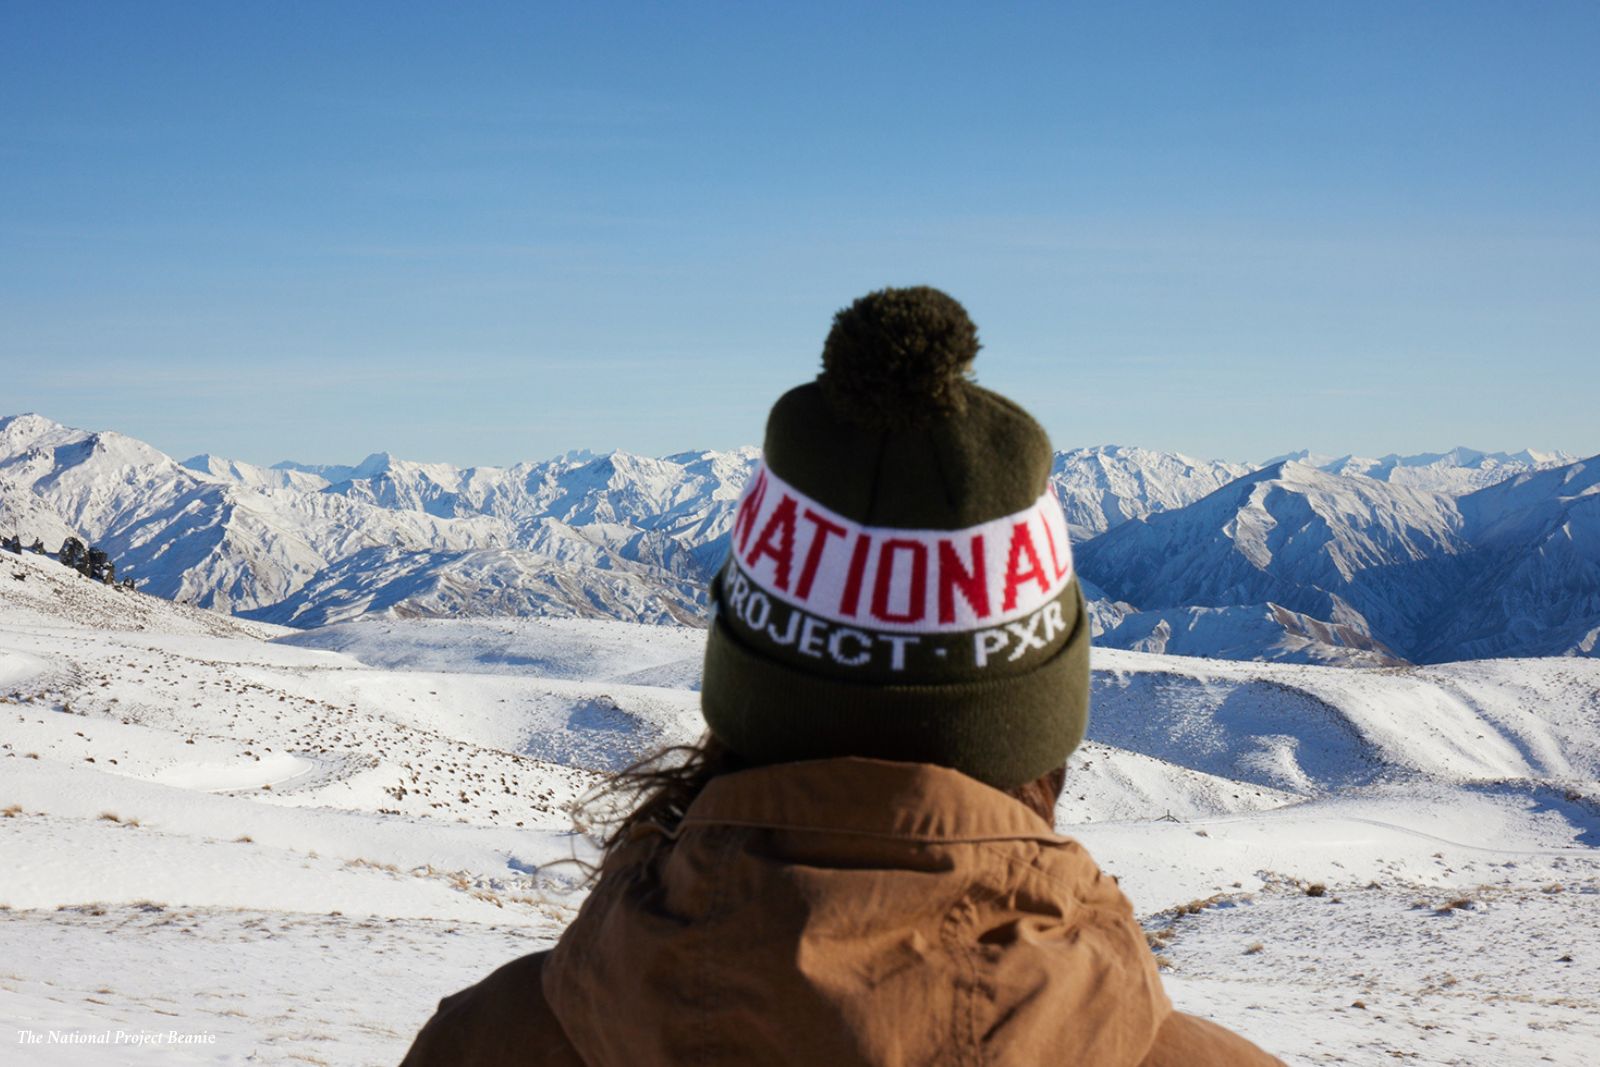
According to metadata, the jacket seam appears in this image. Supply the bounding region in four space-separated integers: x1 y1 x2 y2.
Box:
940 890 981 1067
975 839 1097 902
677 816 1069 846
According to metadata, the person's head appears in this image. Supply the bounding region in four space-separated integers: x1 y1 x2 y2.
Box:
590 287 1089 854
702 286 1091 786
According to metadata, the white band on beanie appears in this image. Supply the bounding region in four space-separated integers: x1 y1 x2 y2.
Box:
728 462 1074 636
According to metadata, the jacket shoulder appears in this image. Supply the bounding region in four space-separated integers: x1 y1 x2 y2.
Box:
400 950 585 1066
1140 1010 1285 1067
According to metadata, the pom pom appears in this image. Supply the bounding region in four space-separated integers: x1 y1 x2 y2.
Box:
819 286 979 428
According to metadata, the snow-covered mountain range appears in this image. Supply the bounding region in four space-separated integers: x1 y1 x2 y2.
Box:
1 412 1591 665
0 414 753 626
1078 456 1600 665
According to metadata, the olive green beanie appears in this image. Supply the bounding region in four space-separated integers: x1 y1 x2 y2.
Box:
701 287 1090 789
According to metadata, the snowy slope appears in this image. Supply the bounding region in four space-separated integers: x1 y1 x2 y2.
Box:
274 615 709 688
1422 458 1600 660
3 551 1599 1064
0 539 283 641
241 545 707 628
1094 602 1405 667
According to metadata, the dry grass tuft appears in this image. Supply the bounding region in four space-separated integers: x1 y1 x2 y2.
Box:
1145 929 1170 950
57 903 107 916
1172 894 1226 917
1244 942 1265 955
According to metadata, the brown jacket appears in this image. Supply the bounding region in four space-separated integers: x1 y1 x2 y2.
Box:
403 759 1283 1066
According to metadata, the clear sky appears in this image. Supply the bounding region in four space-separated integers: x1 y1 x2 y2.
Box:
3 1 1597 467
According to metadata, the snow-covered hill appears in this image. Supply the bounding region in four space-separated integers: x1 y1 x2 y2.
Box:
2 546 1597 1064
1093 601 1406 667
245 545 707 628
1421 458 1600 661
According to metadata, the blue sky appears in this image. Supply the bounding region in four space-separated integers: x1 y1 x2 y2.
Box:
3 2 1596 466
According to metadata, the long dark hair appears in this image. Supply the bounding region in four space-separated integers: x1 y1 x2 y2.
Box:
580 735 1066 872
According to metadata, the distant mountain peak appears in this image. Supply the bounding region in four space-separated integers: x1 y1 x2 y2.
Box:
349 452 399 480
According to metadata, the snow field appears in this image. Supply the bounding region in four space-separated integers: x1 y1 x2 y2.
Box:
0 906 554 1066
3 554 1599 1064
1159 879 1600 1067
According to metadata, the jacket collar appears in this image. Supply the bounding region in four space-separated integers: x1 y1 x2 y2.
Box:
681 756 1068 844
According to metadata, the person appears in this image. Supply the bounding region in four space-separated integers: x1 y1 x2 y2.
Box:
400 287 1283 1066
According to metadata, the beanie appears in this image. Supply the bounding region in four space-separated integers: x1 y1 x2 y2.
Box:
701 287 1090 789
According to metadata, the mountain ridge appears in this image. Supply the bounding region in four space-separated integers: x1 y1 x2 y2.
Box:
3 411 1592 665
